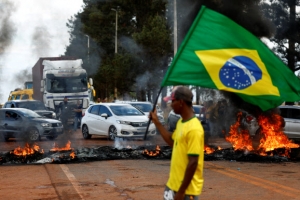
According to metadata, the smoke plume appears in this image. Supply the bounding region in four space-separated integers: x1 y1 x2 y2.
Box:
0 0 16 56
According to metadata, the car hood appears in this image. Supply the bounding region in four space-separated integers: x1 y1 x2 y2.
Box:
115 115 149 122
34 110 54 114
32 117 61 123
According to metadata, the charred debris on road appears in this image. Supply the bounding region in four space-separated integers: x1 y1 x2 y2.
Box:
1 143 300 165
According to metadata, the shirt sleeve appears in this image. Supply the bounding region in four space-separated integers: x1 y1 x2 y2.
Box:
186 127 203 156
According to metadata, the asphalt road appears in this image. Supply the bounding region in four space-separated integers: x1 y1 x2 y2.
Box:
1 130 300 199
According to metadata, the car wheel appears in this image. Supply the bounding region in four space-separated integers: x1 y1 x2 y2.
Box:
82 125 91 139
108 126 117 141
46 136 58 140
27 127 40 141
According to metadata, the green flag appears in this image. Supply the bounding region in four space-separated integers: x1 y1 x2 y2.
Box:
162 6 300 111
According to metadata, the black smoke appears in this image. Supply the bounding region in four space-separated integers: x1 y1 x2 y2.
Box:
0 0 16 56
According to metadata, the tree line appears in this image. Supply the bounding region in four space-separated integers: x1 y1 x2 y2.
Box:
63 0 299 107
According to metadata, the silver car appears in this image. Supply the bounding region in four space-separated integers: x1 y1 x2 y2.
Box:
0 108 63 141
246 105 300 140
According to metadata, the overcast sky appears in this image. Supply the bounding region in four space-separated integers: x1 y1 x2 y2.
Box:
0 0 84 103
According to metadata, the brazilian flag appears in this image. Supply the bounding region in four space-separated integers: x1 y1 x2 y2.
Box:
161 6 300 111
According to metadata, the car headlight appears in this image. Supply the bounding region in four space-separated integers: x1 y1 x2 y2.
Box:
117 120 131 125
41 123 52 127
52 112 56 119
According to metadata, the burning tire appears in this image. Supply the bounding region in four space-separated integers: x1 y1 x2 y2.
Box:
27 127 40 141
108 126 117 141
82 125 91 139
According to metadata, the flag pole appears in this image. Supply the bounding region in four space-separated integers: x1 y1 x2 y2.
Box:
144 86 163 140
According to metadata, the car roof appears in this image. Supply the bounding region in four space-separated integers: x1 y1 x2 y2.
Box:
5 100 40 103
279 105 300 109
94 103 133 106
120 101 152 104
1 108 31 112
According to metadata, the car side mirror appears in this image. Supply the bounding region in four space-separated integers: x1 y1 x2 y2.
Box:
101 113 108 119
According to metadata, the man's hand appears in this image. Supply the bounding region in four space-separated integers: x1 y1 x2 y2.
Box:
149 109 159 124
174 191 185 200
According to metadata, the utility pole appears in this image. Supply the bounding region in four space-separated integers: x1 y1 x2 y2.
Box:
111 7 120 99
85 35 90 65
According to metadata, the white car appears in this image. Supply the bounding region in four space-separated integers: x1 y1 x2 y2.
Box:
81 103 156 140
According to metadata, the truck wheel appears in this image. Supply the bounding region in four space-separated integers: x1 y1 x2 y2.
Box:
27 127 40 141
82 125 91 139
108 126 117 141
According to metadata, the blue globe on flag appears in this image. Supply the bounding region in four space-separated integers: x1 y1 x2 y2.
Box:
219 56 262 90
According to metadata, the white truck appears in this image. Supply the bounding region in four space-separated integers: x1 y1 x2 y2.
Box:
32 57 93 121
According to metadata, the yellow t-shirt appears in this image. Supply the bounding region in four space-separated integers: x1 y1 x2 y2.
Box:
167 117 204 195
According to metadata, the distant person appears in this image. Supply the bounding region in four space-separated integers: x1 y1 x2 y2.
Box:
59 97 71 132
96 98 101 103
112 97 117 103
103 98 107 103
73 100 82 132
150 86 204 200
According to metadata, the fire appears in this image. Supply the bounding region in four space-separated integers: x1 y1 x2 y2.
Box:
70 151 76 159
257 113 299 154
225 112 254 151
50 141 73 151
11 143 44 156
204 145 215 154
225 112 299 156
143 145 161 157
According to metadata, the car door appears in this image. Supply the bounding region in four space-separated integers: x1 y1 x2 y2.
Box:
284 107 300 139
3 111 23 136
279 107 290 133
0 110 6 134
97 105 113 135
86 105 101 135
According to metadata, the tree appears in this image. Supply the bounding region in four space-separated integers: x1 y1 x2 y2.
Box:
260 0 300 72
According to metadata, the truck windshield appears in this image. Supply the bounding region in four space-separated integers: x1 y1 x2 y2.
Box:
46 77 88 93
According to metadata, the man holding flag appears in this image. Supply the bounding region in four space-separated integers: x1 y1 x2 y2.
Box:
149 86 204 200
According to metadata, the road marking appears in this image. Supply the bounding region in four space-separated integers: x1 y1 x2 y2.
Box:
60 164 85 200
205 162 300 198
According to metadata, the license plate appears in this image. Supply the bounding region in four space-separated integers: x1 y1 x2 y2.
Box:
56 128 62 132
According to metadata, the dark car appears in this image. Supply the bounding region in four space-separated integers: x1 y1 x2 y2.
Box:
3 100 56 119
167 105 205 132
0 108 63 141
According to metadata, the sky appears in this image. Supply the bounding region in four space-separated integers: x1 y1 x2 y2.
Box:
0 0 84 103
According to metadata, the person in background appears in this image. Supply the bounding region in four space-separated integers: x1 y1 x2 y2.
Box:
59 96 71 132
73 100 82 132
96 98 101 103
150 86 204 200
204 100 214 135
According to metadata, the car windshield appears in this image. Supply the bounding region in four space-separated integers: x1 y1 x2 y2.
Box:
16 101 46 110
18 109 42 118
130 103 153 113
109 105 144 116
46 75 88 93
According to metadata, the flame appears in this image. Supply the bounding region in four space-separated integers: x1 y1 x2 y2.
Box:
143 145 161 157
204 145 215 154
11 143 44 156
225 112 299 157
50 141 73 151
70 152 76 159
257 113 299 155
225 112 254 151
